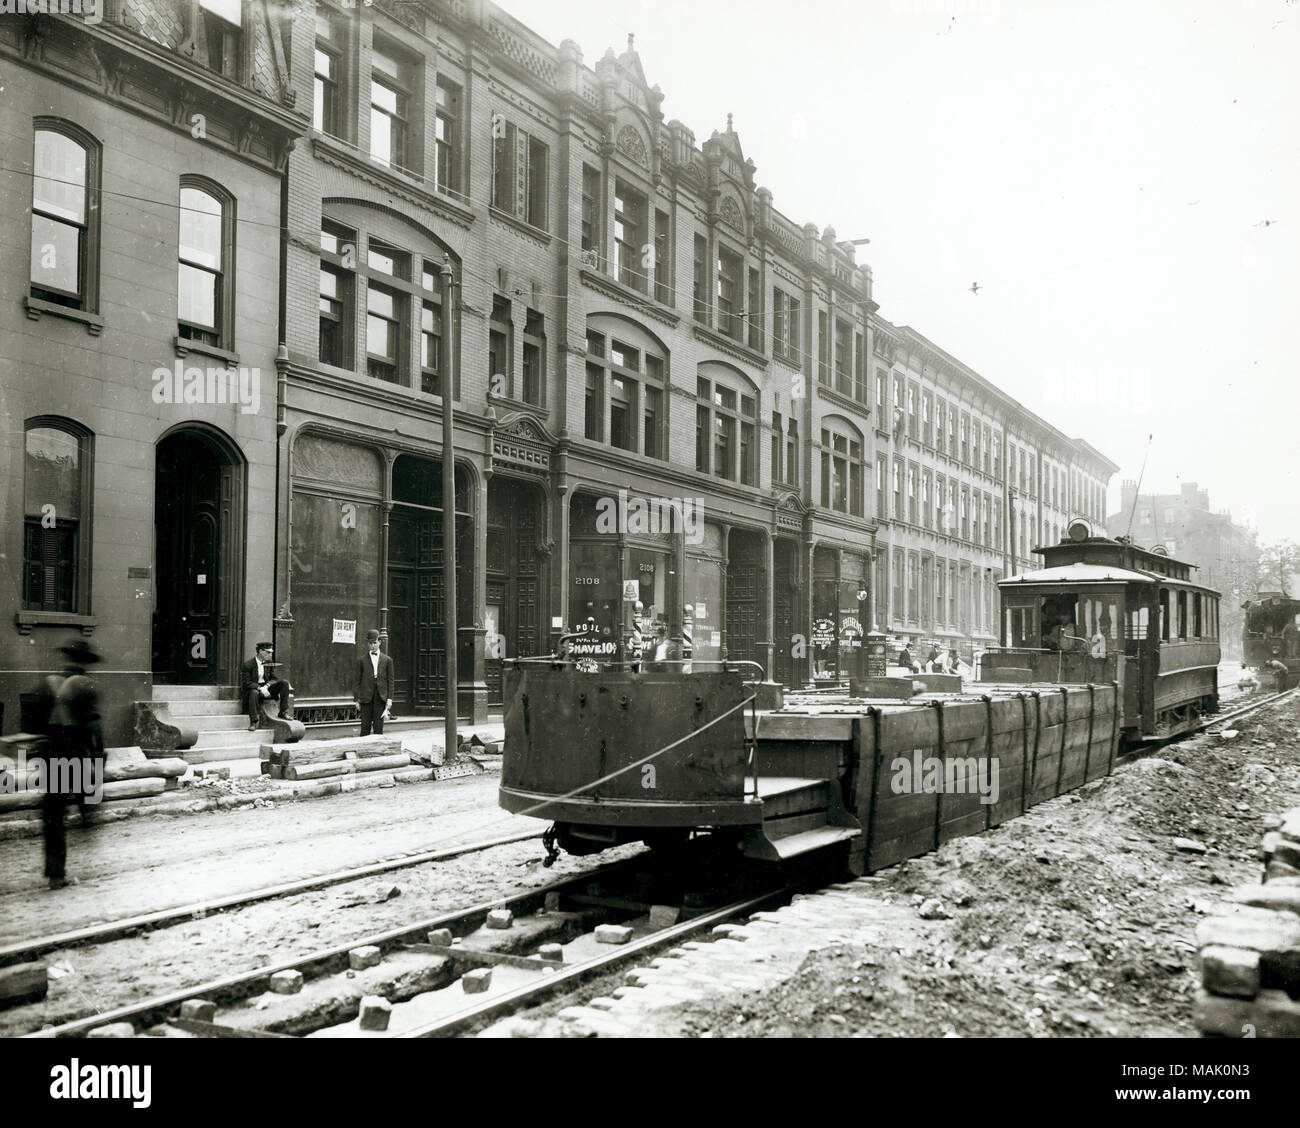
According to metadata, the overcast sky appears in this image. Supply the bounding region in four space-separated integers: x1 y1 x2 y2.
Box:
518 0 1300 544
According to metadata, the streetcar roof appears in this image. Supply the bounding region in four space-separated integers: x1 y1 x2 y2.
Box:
1001 563 1162 586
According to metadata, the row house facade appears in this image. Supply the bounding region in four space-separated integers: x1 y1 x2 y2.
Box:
867 322 1118 660
0 0 302 744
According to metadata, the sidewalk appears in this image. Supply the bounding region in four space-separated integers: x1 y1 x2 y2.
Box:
0 720 506 841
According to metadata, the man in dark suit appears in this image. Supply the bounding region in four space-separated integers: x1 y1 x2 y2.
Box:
239 641 293 731
354 629 394 736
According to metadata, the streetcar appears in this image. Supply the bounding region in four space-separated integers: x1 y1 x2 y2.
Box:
1241 592 1300 688
980 520 1221 741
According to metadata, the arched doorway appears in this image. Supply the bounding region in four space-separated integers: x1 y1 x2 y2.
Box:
152 427 246 685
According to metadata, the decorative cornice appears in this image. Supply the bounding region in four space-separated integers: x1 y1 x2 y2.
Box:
691 324 768 370
488 206 552 248
816 383 871 422
578 269 681 328
312 137 477 231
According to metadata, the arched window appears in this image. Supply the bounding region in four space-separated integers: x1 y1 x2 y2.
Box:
30 120 101 313
23 419 93 613
696 364 758 484
178 179 234 348
819 417 865 517
585 317 666 458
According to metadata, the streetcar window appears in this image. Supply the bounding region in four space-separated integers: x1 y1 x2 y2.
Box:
1126 605 1149 640
1176 590 1188 639
1193 593 1202 638
1159 589 1170 641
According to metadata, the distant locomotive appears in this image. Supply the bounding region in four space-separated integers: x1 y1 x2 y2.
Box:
1241 592 1300 688
980 520 1221 741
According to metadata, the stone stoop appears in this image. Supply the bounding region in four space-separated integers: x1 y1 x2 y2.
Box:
136 685 299 763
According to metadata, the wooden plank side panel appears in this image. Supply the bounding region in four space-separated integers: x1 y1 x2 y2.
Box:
754 741 845 781
1057 690 1090 793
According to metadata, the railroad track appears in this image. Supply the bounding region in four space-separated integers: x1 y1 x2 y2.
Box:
1197 686 1298 732
26 843 820 1040
0 828 543 972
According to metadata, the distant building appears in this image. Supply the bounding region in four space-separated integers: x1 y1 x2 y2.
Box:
1107 481 1258 656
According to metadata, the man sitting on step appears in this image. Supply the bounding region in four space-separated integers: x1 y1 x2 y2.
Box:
239 642 294 731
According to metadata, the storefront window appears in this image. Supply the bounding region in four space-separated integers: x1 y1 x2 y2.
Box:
569 541 619 652
291 492 380 696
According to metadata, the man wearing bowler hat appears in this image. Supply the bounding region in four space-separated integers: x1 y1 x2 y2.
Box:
354 629 394 736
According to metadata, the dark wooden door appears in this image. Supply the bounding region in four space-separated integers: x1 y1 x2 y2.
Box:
726 530 764 669
153 434 222 684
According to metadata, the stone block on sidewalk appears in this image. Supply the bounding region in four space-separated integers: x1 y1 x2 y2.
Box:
358 995 391 1031
1195 906 1300 954
179 998 217 1023
595 924 633 945
486 909 513 930
463 967 492 994
1199 945 1261 999
426 929 453 947
349 945 382 970
537 943 564 963
1196 988 1300 1038
269 969 303 995
1229 883 1300 918
1266 860 1300 881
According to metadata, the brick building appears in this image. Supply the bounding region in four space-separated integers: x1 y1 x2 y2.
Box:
0 0 302 743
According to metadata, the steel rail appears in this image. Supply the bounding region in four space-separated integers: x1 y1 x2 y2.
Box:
398 883 797 1038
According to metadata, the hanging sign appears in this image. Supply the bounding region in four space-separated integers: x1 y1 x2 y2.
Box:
333 619 356 644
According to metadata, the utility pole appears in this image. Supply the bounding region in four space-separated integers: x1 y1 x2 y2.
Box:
440 256 458 761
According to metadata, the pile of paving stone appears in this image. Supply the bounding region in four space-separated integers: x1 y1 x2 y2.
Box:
1195 807 1300 1037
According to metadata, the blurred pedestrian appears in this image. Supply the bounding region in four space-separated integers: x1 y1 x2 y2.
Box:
31 639 105 890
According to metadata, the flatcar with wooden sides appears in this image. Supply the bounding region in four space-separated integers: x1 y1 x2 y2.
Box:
980 519 1221 742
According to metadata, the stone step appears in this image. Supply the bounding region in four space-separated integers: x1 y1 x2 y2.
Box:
192 728 271 749
151 685 237 701
172 713 255 732
177 741 266 765
157 699 245 717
